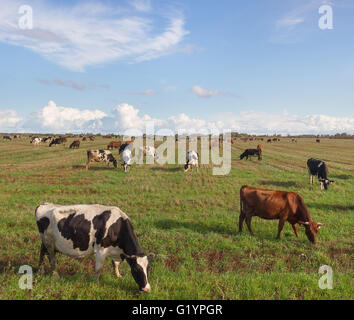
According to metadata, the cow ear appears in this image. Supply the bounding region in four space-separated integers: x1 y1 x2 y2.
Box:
298 221 310 225
147 253 156 263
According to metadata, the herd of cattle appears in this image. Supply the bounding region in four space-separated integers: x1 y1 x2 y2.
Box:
2 134 336 292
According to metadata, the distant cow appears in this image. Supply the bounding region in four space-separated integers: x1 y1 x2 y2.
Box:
35 203 154 292
89 136 95 141
316 139 320 143
184 150 199 172
239 185 323 243
307 158 335 190
43 137 52 143
291 138 297 143
119 141 134 154
69 140 80 149
240 148 262 160
121 148 133 172
86 150 118 170
13 135 21 139
49 137 66 147
82 137 87 141
107 141 122 150
31 137 42 145
3 135 11 140
267 139 272 143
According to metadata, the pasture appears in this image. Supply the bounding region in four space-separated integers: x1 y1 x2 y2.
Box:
0 136 353 300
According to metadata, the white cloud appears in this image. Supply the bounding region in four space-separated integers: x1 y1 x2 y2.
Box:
190 85 228 98
130 0 151 12
0 0 189 71
4 101 354 135
276 18 305 29
128 89 157 95
22 101 107 133
0 110 22 131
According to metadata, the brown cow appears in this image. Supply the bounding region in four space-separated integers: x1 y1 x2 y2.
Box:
316 139 320 143
69 140 80 149
239 185 323 243
256 144 262 151
107 141 122 150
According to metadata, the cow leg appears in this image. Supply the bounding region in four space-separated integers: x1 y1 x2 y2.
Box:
291 224 299 237
112 260 122 278
238 211 246 232
276 217 286 239
320 181 324 190
36 242 48 272
245 215 254 235
95 251 107 281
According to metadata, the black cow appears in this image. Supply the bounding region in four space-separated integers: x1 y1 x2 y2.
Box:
307 158 335 190
69 140 80 149
3 135 12 140
49 137 66 147
35 203 154 292
240 149 262 160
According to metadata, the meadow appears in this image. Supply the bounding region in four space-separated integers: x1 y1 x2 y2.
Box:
0 136 353 300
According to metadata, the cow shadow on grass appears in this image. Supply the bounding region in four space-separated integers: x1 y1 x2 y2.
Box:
259 180 299 188
150 166 181 172
331 174 352 180
72 165 118 171
307 203 354 212
154 218 235 236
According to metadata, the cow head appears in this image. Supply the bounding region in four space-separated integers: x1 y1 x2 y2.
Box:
298 221 323 244
319 179 335 190
121 253 155 292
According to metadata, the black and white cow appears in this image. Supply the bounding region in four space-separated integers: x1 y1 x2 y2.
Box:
86 150 118 170
184 150 199 172
35 203 154 292
307 158 335 190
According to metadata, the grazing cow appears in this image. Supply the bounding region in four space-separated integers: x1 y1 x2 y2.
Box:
316 139 320 143
184 150 199 172
307 158 335 190
267 139 272 143
291 138 297 143
137 146 158 162
35 203 154 292
119 141 134 154
49 137 66 147
107 141 122 150
86 150 118 170
69 140 80 149
121 148 133 172
89 136 95 141
31 137 42 145
43 137 52 143
3 135 11 140
13 134 21 139
239 185 323 243
82 137 87 141
240 148 262 160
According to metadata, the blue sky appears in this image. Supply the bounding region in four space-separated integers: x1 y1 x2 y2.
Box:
0 0 353 134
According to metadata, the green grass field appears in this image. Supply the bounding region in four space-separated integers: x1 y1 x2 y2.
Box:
0 136 353 300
